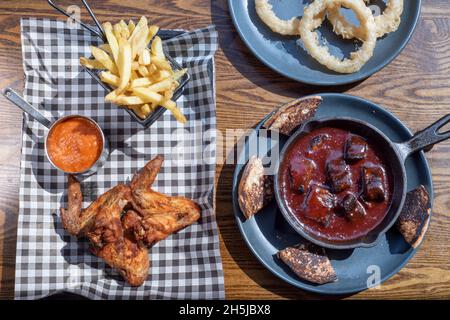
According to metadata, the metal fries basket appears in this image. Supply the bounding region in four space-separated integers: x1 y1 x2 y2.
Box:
48 0 190 128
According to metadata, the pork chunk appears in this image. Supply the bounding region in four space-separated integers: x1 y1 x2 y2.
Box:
326 157 352 193
362 164 387 202
302 185 335 226
339 193 366 222
344 134 368 162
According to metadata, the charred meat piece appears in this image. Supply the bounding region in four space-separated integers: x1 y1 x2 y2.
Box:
396 185 431 248
238 155 273 219
289 157 316 194
263 96 322 136
326 157 352 193
344 134 368 162
278 243 337 284
308 133 330 153
339 193 366 222
362 164 387 202
302 185 335 226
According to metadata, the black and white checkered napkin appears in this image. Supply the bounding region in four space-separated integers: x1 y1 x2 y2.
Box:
15 18 224 299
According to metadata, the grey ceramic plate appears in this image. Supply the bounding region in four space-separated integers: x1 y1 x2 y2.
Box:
229 0 421 86
232 93 433 295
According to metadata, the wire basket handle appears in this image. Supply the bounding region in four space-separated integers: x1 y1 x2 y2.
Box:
48 0 105 40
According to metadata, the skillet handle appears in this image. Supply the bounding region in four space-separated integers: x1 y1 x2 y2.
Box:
2 88 53 129
396 114 450 161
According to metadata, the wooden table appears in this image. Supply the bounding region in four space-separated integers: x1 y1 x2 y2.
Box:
0 0 449 300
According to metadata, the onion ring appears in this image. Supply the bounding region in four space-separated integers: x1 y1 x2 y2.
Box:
328 0 404 40
298 0 377 74
255 0 325 36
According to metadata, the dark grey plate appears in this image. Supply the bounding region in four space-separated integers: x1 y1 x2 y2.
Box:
232 93 433 295
229 0 421 85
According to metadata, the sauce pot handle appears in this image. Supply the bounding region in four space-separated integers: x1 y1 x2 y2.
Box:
396 114 450 161
2 88 53 129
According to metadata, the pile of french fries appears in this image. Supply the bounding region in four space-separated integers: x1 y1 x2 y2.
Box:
80 16 187 123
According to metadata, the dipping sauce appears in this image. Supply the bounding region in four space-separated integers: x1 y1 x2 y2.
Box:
46 117 103 173
279 127 392 243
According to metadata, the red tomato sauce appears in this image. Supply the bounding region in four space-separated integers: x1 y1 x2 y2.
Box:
279 127 392 243
46 117 103 173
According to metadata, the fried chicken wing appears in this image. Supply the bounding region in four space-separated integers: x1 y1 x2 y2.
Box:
130 155 201 246
60 178 147 286
94 237 149 287
60 175 83 236
59 155 201 287
83 184 131 247
130 190 201 246
61 179 131 247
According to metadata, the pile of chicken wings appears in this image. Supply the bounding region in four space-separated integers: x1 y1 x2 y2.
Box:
60 155 201 286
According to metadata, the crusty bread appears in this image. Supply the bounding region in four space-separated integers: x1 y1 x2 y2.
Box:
278 242 337 284
396 185 431 248
238 155 273 219
263 96 322 135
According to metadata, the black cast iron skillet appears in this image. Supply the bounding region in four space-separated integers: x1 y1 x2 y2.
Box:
274 114 450 250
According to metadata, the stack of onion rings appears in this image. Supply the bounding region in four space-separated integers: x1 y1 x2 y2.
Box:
254 0 404 73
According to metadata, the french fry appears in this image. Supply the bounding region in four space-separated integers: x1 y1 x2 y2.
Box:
164 89 174 100
141 103 151 116
80 57 105 70
170 68 187 81
113 23 123 41
130 104 147 119
152 69 171 82
100 71 120 87
99 43 112 56
146 25 159 44
130 77 152 88
116 38 132 94
115 94 145 105
105 89 118 103
133 87 186 123
119 20 130 39
102 22 119 63
129 16 147 42
151 36 165 59
128 20 136 34
131 24 149 59
151 56 172 71
138 65 149 77
90 46 118 74
146 79 172 92
147 63 158 75
138 48 151 66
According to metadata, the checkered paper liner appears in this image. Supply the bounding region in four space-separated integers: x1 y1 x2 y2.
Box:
15 18 224 299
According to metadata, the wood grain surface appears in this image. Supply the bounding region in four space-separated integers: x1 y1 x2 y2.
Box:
0 0 449 300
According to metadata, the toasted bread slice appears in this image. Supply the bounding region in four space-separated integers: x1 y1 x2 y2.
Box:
396 185 431 248
264 96 322 135
278 242 337 284
238 155 273 219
